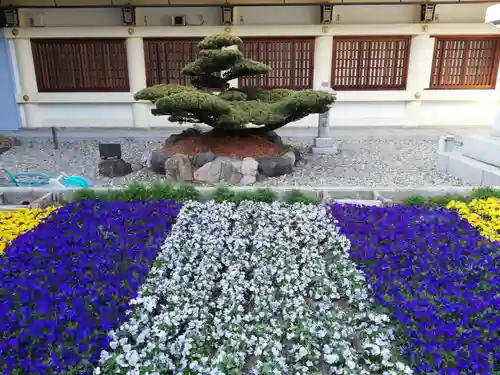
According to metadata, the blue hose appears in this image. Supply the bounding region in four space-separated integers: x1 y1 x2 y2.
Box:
62 176 91 188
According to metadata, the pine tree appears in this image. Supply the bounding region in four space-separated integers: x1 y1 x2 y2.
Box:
135 32 336 135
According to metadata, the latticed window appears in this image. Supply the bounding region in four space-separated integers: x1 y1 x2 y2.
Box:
144 38 200 87
331 36 411 90
239 37 314 90
31 39 129 92
430 37 500 89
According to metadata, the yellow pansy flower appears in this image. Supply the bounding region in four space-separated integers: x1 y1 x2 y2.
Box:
447 198 500 243
0 207 57 254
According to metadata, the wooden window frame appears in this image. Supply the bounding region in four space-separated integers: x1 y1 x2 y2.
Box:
331 35 411 91
143 38 200 87
31 38 129 93
429 35 500 90
238 37 315 90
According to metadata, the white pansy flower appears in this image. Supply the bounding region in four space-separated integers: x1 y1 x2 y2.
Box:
346 359 356 369
325 354 339 364
97 201 412 375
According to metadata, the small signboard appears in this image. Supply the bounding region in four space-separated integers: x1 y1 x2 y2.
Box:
99 143 122 160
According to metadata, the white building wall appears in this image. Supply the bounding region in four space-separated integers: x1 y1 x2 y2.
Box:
4 3 500 130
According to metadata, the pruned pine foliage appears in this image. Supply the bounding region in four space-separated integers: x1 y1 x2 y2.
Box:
134 33 336 134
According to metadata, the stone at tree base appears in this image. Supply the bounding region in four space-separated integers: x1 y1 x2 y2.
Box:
164 153 193 182
149 146 172 174
215 156 233 163
291 147 303 165
257 156 294 177
221 161 243 184
264 131 284 147
98 159 132 178
256 173 267 182
194 156 249 184
165 134 183 146
228 159 242 171
193 156 265 185
193 151 216 168
283 151 296 166
240 157 259 176
239 175 257 185
194 158 225 183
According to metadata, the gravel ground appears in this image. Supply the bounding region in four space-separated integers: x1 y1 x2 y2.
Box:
0 138 470 187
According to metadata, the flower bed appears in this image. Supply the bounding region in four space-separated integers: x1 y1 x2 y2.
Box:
0 200 181 374
97 201 411 375
0 207 56 254
329 204 500 375
1 191 499 375
447 197 500 242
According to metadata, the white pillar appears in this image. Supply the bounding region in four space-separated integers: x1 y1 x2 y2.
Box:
313 35 333 89
15 38 38 93
486 4 500 138
492 110 500 137
225 44 239 88
491 43 500 138
126 37 148 128
15 38 40 128
228 79 238 88
404 101 421 128
404 35 435 127
126 37 147 92
406 35 434 92
7 40 21 94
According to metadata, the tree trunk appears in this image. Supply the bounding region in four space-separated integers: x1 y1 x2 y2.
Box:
210 117 300 136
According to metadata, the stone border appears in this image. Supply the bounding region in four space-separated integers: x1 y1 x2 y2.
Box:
144 130 300 185
1 185 497 209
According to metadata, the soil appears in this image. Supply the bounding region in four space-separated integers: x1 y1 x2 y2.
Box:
166 132 284 158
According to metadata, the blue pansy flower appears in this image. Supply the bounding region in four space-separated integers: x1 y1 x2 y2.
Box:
329 203 500 375
0 199 181 374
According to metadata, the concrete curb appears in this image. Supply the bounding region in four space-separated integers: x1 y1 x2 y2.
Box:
1 185 496 208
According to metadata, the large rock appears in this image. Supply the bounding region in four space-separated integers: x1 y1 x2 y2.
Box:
165 134 183 146
194 157 224 183
239 175 257 186
194 156 241 184
283 151 296 166
257 156 294 177
194 156 260 185
98 158 132 178
193 151 216 168
148 146 172 174
240 157 259 176
215 156 233 163
0 136 20 155
164 153 193 182
263 131 284 147
221 161 243 184
282 146 302 165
